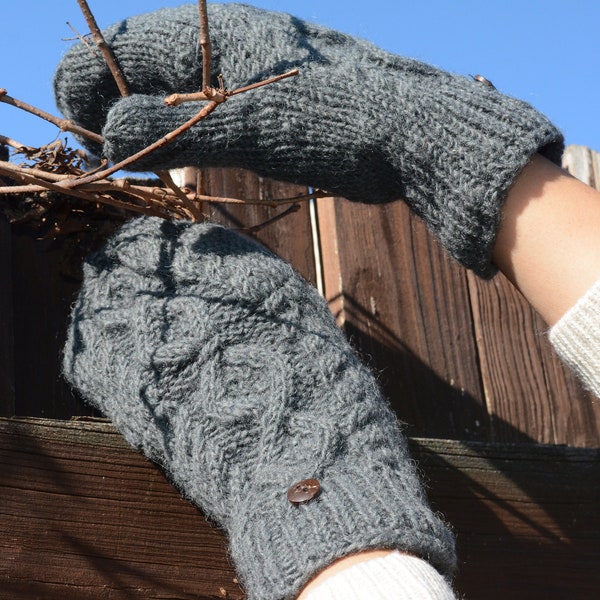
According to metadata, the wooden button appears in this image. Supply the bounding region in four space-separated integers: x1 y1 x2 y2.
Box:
287 479 321 505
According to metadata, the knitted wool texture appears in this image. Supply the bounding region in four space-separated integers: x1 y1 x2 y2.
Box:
53 3 564 277
63 217 456 600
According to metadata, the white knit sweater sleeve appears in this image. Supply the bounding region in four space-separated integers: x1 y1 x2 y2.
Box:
549 278 600 399
304 551 456 600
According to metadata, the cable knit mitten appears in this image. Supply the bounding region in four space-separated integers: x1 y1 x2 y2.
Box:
54 4 563 276
63 217 456 600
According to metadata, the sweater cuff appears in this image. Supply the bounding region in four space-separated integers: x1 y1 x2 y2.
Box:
303 551 457 600
549 277 600 398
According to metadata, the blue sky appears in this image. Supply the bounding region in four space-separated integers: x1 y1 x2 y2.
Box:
2 1 599 153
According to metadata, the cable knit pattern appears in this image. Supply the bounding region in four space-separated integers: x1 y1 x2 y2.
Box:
53 3 563 276
63 217 456 600
549 277 600 399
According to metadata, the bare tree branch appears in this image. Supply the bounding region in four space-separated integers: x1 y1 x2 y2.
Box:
0 160 73 182
186 188 328 206
0 134 35 152
240 203 301 234
62 100 221 189
0 162 186 219
0 89 104 145
198 0 212 91
230 69 299 97
1 1 304 235
156 169 203 220
0 161 104 203
164 90 225 106
164 68 299 106
0 185 47 194
76 0 130 97
65 21 99 58
75 0 206 221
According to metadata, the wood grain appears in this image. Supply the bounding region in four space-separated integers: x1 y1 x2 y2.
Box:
463 147 600 445
2 418 598 600
316 147 600 446
466 271 599 445
0 216 14 416
0 418 240 600
317 197 489 440
3 151 599 446
415 437 600 599
200 168 317 287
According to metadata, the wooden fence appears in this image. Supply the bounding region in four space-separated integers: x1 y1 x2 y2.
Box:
1 146 599 599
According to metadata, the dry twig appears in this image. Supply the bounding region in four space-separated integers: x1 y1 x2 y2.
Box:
74 0 204 221
241 203 301 234
0 89 104 145
198 0 212 91
0 134 35 153
65 21 98 57
0 0 305 239
76 0 130 97
155 169 203 220
1 157 322 208
186 189 327 207
164 68 299 106
62 100 222 188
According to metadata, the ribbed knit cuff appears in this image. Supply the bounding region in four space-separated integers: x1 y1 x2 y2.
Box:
229 462 456 600
304 551 457 600
549 277 600 398
410 80 563 277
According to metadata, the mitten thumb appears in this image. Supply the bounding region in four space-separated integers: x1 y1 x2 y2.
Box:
102 94 251 172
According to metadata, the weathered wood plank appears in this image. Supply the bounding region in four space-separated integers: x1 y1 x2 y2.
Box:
464 148 600 446
0 145 15 416
415 437 600 599
466 271 599 445
0 418 240 600
316 146 600 446
1 418 598 600
200 168 317 287
9 232 90 419
563 144 598 188
317 197 489 440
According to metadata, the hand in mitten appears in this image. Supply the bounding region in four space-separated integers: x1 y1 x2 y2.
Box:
54 4 563 276
63 217 456 600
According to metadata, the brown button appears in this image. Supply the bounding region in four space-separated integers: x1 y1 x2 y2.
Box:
287 478 321 505
473 74 496 89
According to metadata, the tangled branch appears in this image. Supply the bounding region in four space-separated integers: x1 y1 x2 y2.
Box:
0 0 309 241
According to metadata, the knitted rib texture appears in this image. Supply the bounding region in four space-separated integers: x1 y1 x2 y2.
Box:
549 277 600 399
63 217 456 600
304 551 457 600
53 3 564 277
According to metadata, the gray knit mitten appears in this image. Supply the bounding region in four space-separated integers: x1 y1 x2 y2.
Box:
63 217 455 600
53 4 563 276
